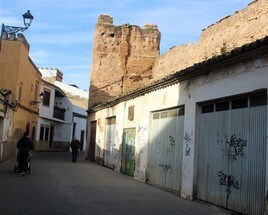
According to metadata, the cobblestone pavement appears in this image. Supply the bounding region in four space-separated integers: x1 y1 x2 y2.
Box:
0 152 230 215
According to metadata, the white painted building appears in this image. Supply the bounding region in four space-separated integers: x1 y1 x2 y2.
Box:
54 81 88 151
36 68 88 151
87 37 268 214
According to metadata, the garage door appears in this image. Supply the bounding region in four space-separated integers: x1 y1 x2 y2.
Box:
105 117 117 168
121 128 136 176
197 91 267 214
147 107 184 192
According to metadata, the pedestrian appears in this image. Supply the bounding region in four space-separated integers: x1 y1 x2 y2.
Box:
70 135 80 162
17 132 33 176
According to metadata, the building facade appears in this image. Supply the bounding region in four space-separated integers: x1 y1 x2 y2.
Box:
0 33 42 159
36 68 88 151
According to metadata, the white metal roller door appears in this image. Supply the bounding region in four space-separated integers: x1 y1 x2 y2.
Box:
147 107 184 192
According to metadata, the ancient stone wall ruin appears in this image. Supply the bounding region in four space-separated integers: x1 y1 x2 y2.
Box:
89 15 160 106
152 0 268 80
89 0 268 107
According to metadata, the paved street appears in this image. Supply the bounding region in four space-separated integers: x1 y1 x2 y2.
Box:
0 152 230 215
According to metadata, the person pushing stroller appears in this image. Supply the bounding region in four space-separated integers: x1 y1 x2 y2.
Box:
16 132 33 176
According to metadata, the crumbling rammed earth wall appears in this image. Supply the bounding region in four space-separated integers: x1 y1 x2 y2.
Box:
89 0 268 106
89 15 160 106
152 0 268 80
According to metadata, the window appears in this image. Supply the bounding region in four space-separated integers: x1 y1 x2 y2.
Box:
178 107 185 116
128 106 134 121
152 106 184 120
168 109 177 117
45 127 49 141
39 125 44 141
161 111 168 118
72 123 77 138
153 113 160 120
107 117 116 125
39 124 50 141
250 94 267 107
231 98 248 109
216 101 229 112
201 91 267 114
43 89 51 106
202 104 214 113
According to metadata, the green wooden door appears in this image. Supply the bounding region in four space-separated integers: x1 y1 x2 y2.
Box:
121 128 136 176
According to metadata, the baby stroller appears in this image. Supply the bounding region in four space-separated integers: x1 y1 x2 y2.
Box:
14 151 31 175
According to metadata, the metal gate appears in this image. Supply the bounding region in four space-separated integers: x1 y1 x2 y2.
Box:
147 107 184 192
197 93 267 214
105 117 117 168
121 128 136 176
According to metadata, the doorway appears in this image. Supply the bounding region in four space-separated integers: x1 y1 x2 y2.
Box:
80 130 85 151
89 121 96 162
49 125 54 147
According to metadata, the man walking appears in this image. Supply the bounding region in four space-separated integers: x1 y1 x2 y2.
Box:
70 135 80 162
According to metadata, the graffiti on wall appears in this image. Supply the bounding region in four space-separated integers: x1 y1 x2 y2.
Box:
158 164 171 170
217 133 247 162
158 135 175 173
169 135 175 150
184 132 193 156
137 125 147 147
218 171 239 199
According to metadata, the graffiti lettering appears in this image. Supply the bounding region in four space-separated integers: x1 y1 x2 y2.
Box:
185 144 191 156
158 164 171 170
217 133 247 162
184 132 193 143
184 132 193 156
218 171 239 199
169 135 175 150
137 125 147 147
137 125 147 133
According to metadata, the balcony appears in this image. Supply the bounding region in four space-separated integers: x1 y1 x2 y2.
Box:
53 106 66 120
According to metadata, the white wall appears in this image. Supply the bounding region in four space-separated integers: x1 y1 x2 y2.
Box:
39 85 55 119
55 123 72 142
71 105 87 151
55 96 73 123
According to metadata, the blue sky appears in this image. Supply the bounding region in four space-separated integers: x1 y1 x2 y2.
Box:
1 0 252 91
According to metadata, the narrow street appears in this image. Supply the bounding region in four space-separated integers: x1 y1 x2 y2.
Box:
0 152 229 215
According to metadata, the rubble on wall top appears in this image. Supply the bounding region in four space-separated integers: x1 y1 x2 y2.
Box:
98 14 113 25
202 0 258 32
144 24 158 30
97 14 158 31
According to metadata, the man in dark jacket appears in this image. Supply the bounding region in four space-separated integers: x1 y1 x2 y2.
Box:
17 132 33 176
70 135 80 162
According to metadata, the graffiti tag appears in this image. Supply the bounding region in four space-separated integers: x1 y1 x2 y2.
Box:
184 132 193 157
217 133 247 162
218 171 239 199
